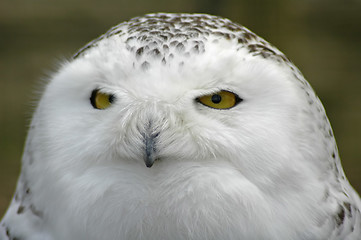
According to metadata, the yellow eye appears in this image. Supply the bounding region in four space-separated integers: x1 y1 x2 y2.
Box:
90 89 114 110
197 90 241 109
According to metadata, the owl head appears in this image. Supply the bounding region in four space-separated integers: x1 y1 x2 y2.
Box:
22 13 346 239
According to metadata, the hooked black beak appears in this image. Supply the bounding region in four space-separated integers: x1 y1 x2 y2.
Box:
144 132 159 168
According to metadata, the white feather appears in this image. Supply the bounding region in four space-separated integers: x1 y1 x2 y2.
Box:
1 13 360 240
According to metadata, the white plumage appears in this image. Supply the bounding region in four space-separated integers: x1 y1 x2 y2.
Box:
1 13 360 240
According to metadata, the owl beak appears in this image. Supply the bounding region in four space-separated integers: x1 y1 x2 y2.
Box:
144 132 159 168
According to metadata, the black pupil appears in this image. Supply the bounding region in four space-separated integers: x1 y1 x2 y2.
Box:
211 94 222 104
109 94 115 103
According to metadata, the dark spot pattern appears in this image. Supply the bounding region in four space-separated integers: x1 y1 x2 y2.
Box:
335 204 346 226
318 184 361 238
16 205 25 214
2 223 21 240
73 13 294 72
331 201 361 237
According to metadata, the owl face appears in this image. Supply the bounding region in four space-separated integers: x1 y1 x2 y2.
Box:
32 42 307 237
37 29 308 191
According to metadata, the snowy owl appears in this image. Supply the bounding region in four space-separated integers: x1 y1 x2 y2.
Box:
1 13 360 240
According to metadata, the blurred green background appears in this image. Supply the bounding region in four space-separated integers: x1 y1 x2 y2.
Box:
0 0 360 216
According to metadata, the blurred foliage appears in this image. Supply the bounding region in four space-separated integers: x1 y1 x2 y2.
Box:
0 0 360 216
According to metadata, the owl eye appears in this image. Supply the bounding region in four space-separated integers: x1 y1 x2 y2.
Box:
197 90 242 109
90 89 115 110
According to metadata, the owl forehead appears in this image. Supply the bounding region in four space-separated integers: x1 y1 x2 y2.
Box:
73 13 291 69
